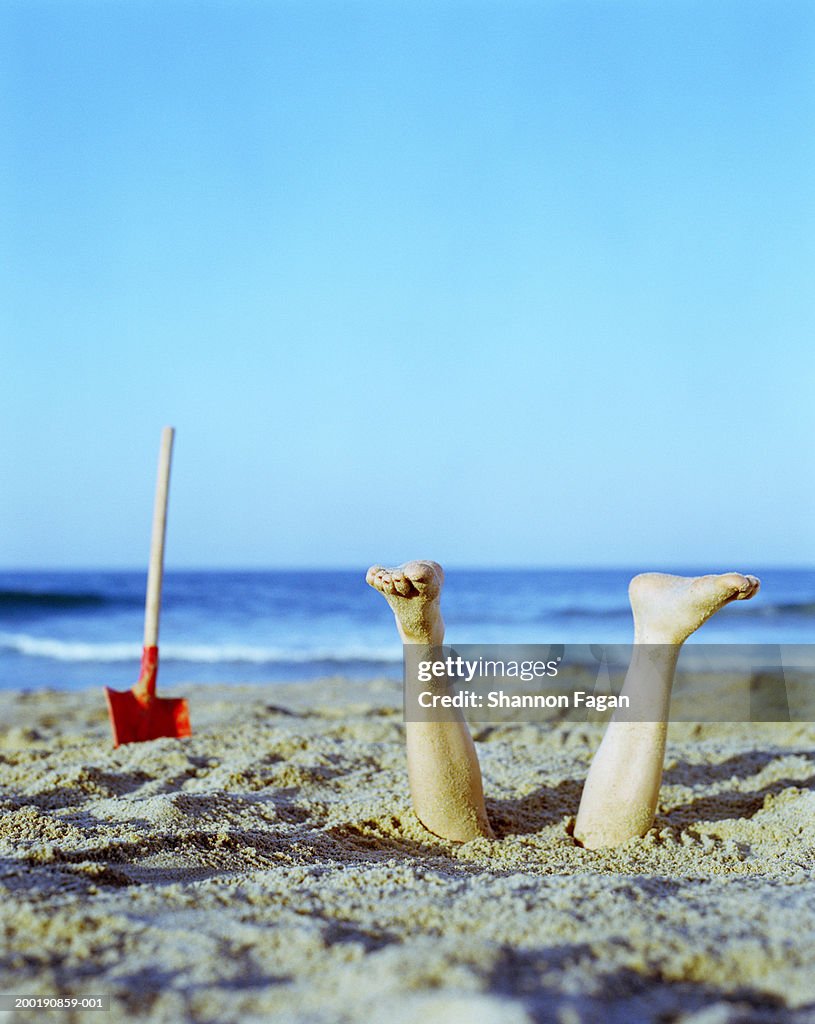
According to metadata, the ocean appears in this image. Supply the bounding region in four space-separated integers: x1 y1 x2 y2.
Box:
0 568 812 691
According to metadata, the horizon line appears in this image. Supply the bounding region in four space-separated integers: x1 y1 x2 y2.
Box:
2 564 814 573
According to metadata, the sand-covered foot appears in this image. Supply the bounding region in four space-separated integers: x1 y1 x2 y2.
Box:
366 561 445 644
630 571 760 645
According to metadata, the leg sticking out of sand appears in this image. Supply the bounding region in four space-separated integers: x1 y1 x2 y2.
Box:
573 572 760 850
366 561 494 842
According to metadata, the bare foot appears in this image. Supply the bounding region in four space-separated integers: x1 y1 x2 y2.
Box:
574 570 760 850
629 572 760 644
366 561 445 645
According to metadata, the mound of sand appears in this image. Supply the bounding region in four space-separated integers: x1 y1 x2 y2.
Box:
0 679 813 1023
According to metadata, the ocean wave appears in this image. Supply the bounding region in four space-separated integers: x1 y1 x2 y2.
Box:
0 633 401 665
553 599 815 619
764 601 815 616
0 588 135 611
551 606 630 619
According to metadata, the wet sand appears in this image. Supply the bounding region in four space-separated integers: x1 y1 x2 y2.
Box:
0 679 813 1023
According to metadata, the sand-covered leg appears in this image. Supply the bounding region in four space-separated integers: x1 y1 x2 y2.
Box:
366 561 493 842
574 571 760 850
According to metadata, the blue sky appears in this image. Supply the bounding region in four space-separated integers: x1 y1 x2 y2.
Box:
2 1 813 569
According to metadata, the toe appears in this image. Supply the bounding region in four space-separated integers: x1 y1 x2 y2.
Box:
713 572 760 603
717 572 749 593
391 571 412 597
736 574 761 599
365 565 383 588
403 560 434 591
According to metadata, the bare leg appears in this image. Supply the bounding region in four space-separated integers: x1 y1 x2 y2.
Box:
574 572 760 849
366 561 493 841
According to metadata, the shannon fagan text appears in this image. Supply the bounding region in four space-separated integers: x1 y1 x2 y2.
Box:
416 656 561 684
416 690 630 711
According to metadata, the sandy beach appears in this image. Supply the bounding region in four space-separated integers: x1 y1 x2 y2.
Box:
1 678 813 1024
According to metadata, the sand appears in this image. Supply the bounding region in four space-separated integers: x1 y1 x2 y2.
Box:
0 677 814 1024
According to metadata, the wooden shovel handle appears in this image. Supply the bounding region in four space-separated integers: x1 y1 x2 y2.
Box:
144 427 174 648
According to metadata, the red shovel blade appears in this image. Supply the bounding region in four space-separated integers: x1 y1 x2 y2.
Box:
104 646 192 747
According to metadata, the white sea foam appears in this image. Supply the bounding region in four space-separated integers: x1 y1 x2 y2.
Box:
0 634 140 662
0 632 400 665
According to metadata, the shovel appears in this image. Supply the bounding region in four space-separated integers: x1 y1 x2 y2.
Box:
105 426 192 747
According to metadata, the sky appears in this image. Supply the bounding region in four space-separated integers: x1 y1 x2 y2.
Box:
1 0 813 569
